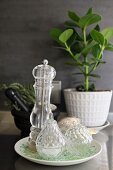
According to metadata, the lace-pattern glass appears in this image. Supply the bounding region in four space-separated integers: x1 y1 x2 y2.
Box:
58 117 93 156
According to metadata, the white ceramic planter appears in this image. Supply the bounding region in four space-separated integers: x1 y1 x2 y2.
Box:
64 89 112 127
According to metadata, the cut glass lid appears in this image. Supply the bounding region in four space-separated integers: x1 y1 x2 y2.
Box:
32 59 56 80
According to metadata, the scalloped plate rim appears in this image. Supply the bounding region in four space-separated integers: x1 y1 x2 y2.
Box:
14 137 102 166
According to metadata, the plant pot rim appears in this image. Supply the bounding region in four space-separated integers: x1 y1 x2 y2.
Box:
64 88 112 93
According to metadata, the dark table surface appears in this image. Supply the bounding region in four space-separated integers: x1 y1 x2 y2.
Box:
0 114 113 170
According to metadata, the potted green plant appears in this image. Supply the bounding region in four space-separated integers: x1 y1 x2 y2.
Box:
0 83 35 136
50 8 113 127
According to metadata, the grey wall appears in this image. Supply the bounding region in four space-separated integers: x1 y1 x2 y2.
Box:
1 0 113 111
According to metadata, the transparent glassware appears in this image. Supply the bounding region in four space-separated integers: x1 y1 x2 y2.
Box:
58 117 93 156
28 60 56 150
36 116 66 160
58 117 80 134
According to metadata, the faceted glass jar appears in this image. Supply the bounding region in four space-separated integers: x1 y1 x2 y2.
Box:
36 119 66 160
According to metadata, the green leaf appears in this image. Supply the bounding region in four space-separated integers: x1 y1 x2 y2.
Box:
90 61 106 65
79 14 101 28
0 84 7 90
98 61 106 64
74 30 83 41
88 74 101 78
66 32 77 47
65 60 82 67
59 29 73 43
86 7 93 15
94 24 100 32
90 30 105 45
91 58 105 63
82 62 91 66
88 83 95 91
3 83 35 107
81 41 95 56
92 44 101 58
87 25 100 41
65 20 79 27
50 28 62 43
74 53 81 60
101 27 113 41
105 43 113 51
76 85 85 92
71 41 83 54
68 11 80 22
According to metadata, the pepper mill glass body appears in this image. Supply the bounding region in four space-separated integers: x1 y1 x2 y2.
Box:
28 60 56 150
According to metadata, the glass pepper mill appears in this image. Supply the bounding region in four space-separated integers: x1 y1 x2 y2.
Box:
28 59 56 151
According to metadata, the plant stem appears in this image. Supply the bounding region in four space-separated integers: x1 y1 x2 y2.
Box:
83 27 87 46
83 27 89 91
89 46 105 74
65 43 84 73
85 65 89 91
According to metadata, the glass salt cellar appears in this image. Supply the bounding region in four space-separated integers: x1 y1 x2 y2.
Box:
58 117 93 156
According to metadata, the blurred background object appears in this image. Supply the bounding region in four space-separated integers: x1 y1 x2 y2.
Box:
1 0 113 112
